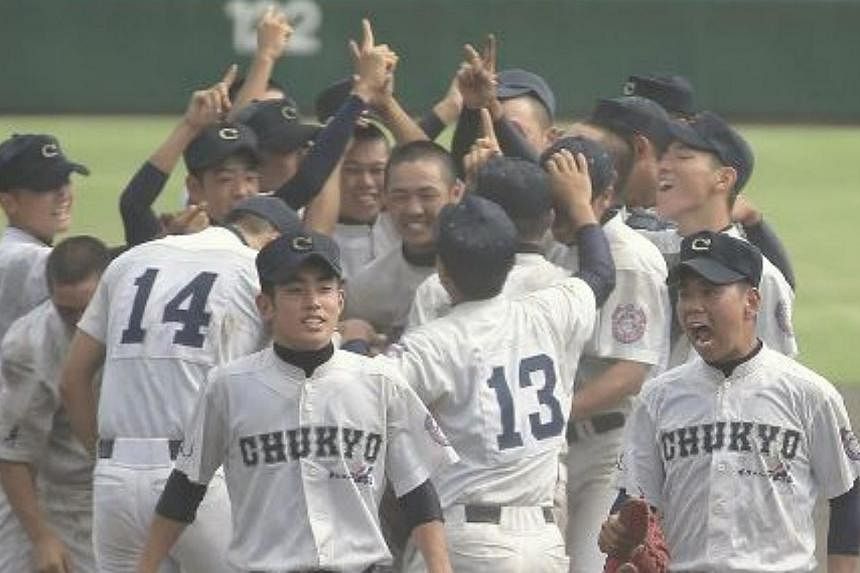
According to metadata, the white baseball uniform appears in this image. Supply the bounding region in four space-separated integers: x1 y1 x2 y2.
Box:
345 244 436 339
174 347 456 572
0 300 96 572
0 226 51 344
333 212 400 279
76 225 267 573
406 251 569 329
638 225 797 367
392 276 597 573
621 345 859 572
546 212 671 573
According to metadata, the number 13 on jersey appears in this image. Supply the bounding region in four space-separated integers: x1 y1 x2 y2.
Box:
485 353 567 452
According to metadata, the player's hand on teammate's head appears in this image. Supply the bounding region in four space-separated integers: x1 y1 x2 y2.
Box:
339 319 388 354
464 108 502 190
457 34 498 111
256 5 293 61
350 19 399 107
161 202 211 237
545 148 598 228
731 194 762 226
183 65 239 131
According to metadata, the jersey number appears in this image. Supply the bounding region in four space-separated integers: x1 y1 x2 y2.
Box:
486 354 564 450
120 268 218 348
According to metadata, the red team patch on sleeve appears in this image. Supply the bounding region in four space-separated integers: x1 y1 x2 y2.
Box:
840 428 860 461
424 414 450 447
612 304 647 344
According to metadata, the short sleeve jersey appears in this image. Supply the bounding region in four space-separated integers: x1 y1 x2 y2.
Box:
391 277 596 508
333 213 400 279
622 346 858 572
0 300 93 509
547 214 671 392
406 252 569 329
77 226 265 439
0 227 51 344
639 225 797 368
175 348 456 572
345 244 435 338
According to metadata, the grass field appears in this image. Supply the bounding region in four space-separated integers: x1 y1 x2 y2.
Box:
1 116 859 385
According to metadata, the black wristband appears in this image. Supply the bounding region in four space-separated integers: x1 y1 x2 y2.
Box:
155 469 208 524
398 479 444 533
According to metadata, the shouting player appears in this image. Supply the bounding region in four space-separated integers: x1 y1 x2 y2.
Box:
602 232 859 573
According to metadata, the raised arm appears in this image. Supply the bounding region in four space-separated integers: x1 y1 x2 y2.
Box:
119 66 236 245
230 6 292 114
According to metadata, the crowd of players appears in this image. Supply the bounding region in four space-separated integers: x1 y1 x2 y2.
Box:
0 9 857 573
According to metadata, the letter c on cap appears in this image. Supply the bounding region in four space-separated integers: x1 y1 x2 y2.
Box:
41 144 59 158
691 237 711 252
281 106 298 120
218 128 240 141
622 81 636 96
291 236 313 252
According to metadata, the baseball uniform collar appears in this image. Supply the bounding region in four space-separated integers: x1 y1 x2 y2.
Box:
3 225 50 247
703 339 764 380
449 292 506 316
273 341 335 378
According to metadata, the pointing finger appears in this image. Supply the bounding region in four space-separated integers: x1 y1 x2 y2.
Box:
361 18 374 50
221 63 238 88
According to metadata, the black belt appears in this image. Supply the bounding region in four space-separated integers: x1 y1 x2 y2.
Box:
566 412 625 443
97 439 183 460
464 504 555 524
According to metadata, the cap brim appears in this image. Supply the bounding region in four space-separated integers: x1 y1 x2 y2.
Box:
668 259 746 286
497 85 532 101
264 124 321 153
26 161 90 192
266 252 342 284
668 120 713 152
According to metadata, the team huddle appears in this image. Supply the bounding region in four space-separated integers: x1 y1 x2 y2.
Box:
0 9 857 573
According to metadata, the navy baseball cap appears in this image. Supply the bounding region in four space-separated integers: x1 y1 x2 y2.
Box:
497 69 556 118
183 122 260 173
669 231 762 287
475 157 552 221
314 78 353 124
623 74 695 117
667 111 755 193
540 135 616 197
256 229 342 285
436 195 517 267
590 96 672 152
0 134 89 192
227 196 301 234
236 98 320 154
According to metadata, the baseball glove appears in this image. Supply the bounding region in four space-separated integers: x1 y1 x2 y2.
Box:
601 498 669 573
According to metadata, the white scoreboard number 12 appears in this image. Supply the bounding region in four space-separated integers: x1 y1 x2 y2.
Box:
224 0 322 56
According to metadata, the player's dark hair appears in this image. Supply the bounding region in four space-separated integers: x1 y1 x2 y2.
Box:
385 140 457 189
187 149 259 181
581 122 634 199
45 235 110 292
353 122 389 146
441 250 513 301
228 76 286 102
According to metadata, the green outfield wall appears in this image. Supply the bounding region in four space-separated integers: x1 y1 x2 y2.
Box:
1 0 858 120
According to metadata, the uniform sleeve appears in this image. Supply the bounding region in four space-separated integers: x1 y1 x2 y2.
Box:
383 371 458 497
76 267 113 343
386 330 452 406
0 324 54 463
590 268 671 368
756 262 798 358
405 274 450 331
528 277 597 352
808 386 860 499
174 371 229 485
623 393 666 512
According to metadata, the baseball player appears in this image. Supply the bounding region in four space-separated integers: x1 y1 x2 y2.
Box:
649 111 797 366
60 196 300 572
387 148 616 573
0 133 88 344
0 236 110 573
534 136 671 573
136 229 457 573
603 231 859 572
345 140 464 340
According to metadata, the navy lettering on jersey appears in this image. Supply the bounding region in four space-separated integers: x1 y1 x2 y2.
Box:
239 426 383 467
659 422 802 463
